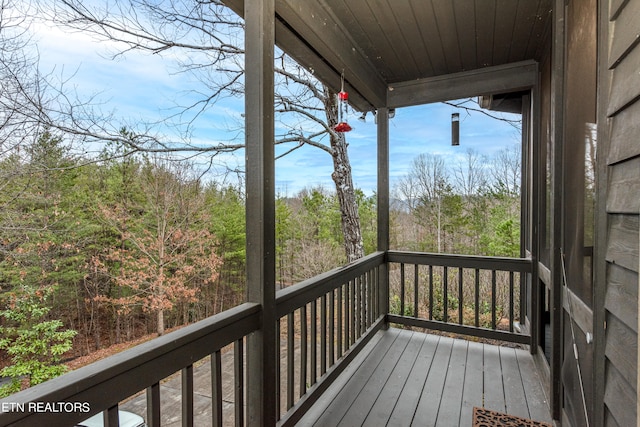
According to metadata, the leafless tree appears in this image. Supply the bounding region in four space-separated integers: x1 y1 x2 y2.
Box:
453 148 487 198
0 0 55 261
396 153 451 252
31 0 365 262
0 0 44 173
490 145 521 197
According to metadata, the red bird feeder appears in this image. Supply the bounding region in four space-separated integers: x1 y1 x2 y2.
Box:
334 74 352 133
334 121 353 132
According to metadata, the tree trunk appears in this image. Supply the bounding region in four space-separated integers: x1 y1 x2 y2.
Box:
323 86 365 263
157 308 165 336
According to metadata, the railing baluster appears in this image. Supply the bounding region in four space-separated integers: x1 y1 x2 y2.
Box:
310 299 317 386
519 271 526 328
362 271 373 326
211 351 222 427
365 271 370 327
367 269 373 327
509 271 515 332
345 281 351 348
443 266 449 323
362 274 367 333
105 404 119 427
474 268 480 328
429 265 434 320
287 312 295 409
337 285 343 358
355 277 361 338
276 319 281 418
329 289 335 366
361 274 367 334
458 267 464 325
182 365 194 427
414 264 419 318
491 270 497 330
147 383 161 427
300 304 307 398
376 267 380 319
400 263 405 317
234 339 244 427
374 266 380 319
320 294 327 375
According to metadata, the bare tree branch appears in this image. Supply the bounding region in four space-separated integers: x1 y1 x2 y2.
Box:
444 99 522 130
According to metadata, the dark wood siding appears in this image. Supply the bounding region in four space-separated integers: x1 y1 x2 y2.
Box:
603 0 640 425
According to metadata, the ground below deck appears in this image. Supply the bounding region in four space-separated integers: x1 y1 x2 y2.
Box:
297 328 552 427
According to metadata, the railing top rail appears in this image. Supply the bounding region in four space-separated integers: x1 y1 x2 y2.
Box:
386 250 533 272
276 251 385 318
0 302 261 427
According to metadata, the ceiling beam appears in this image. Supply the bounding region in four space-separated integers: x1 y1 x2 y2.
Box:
274 16 374 111
275 0 388 108
221 0 382 110
387 60 539 108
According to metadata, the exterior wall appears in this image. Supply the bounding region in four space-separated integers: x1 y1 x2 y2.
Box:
601 0 640 426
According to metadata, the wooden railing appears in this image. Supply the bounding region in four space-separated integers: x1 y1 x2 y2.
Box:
275 251 385 426
0 303 261 427
386 251 533 345
0 250 533 427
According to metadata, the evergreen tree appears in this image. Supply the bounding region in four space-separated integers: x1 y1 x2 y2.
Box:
0 286 77 397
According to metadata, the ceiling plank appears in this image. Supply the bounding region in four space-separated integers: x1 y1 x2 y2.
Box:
432 0 464 72
528 1 553 60
475 0 497 68
453 0 478 71
367 0 415 80
493 0 520 64
509 0 545 63
389 1 435 80
387 60 538 108
333 0 397 82
412 0 449 77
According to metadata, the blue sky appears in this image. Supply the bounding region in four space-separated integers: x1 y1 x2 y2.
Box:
33 20 521 197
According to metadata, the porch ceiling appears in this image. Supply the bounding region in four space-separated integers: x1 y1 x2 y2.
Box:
225 0 552 111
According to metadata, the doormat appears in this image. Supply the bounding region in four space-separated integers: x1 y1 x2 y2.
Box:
473 407 552 427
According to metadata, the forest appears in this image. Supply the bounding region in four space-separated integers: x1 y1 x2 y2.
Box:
0 126 521 396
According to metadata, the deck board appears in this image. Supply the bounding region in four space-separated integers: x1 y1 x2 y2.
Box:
516 349 554 423
500 346 530 419
412 336 454 426
436 339 468 426
459 341 485 426
386 333 440 427
337 330 411 426
310 329 400 426
482 344 506 413
298 328 552 427
362 332 426 425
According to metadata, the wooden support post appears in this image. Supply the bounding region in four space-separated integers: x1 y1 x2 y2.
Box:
593 1 611 425
244 0 276 425
529 84 541 355
377 107 390 319
549 0 565 420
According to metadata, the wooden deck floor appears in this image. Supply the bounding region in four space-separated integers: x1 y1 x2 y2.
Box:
297 328 552 427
